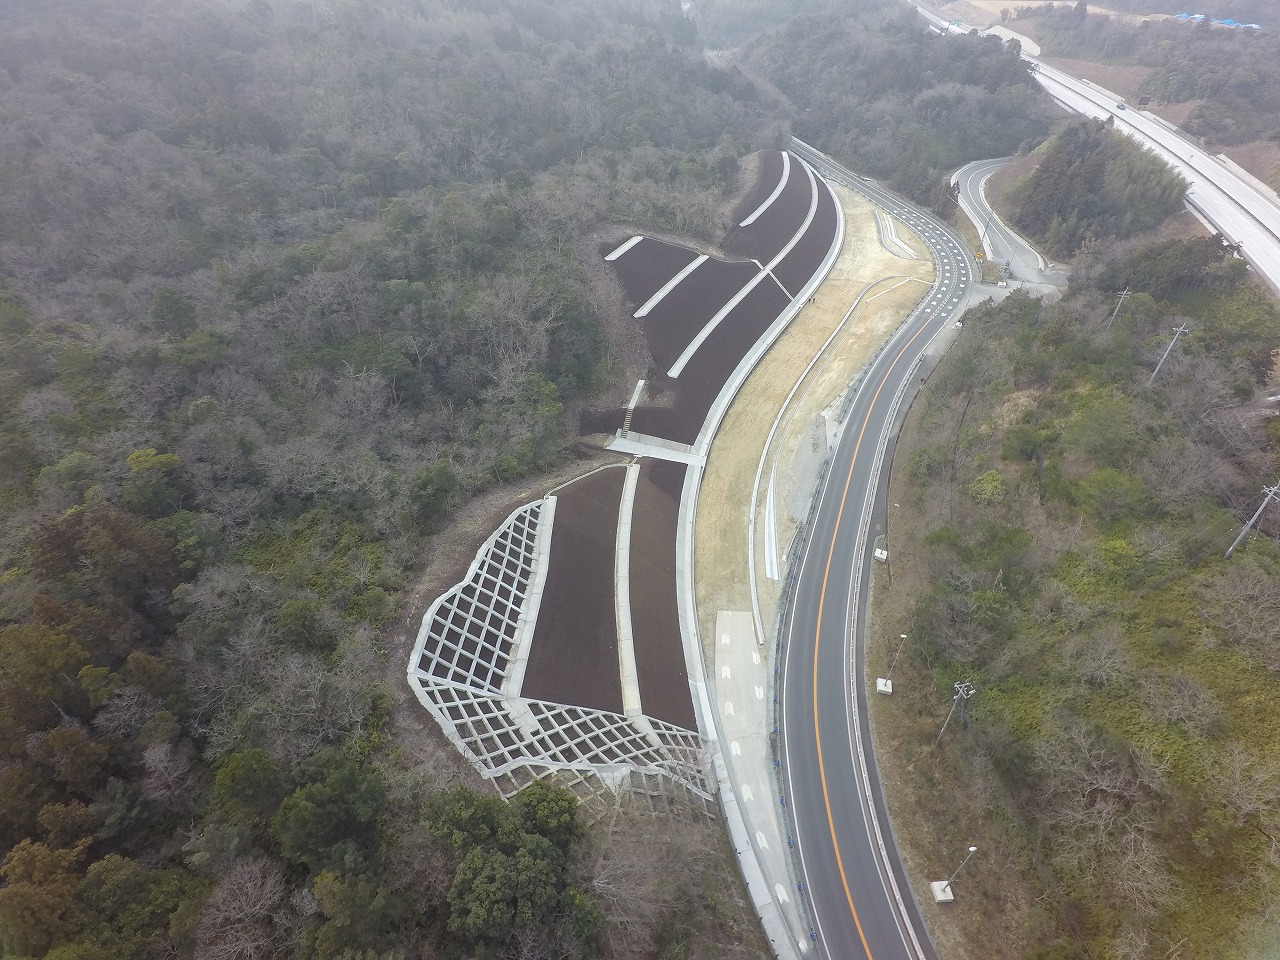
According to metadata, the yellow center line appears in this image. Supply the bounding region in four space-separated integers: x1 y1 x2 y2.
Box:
811 320 932 959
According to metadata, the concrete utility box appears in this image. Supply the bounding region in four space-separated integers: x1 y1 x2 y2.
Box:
873 534 888 563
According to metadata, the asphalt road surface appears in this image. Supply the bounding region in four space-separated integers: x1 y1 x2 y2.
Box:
1029 61 1280 294
953 157 1069 287
781 139 974 960
779 13 1280 957
910 0 1280 296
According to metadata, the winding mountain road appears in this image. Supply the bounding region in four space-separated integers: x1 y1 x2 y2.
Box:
781 140 976 960
774 8 1280 956
953 157 1069 287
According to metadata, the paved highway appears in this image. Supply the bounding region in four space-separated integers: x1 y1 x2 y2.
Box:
1030 63 1280 294
778 13 1280 958
782 139 976 960
912 0 1280 295
953 158 1069 287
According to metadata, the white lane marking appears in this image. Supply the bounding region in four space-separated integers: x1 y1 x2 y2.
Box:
667 156 822 378
764 467 780 580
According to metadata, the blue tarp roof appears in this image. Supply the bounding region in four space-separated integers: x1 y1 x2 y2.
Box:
1174 10 1260 27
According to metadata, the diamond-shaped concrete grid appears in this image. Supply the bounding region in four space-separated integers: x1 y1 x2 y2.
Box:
407 498 712 811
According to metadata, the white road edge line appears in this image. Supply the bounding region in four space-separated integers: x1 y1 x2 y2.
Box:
668 158 821 378
500 495 558 701
764 467 779 581
605 234 643 261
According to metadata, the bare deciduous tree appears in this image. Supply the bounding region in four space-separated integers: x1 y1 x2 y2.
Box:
1066 624 1134 689
142 741 199 811
92 686 159 739
195 857 294 960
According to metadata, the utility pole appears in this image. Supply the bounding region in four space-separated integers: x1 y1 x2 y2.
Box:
1104 287 1131 328
1148 323 1190 385
1225 485 1280 558
936 680 976 746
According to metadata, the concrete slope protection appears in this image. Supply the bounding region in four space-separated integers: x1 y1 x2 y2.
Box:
781 140 975 960
590 150 840 447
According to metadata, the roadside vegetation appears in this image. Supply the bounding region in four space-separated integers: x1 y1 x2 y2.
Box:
883 221 1280 956
1008 117 1187 258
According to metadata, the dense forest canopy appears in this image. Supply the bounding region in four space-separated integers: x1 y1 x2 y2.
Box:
1009 118 1187 258
739 6 1054 213
0 0 789 956
688 0 850 46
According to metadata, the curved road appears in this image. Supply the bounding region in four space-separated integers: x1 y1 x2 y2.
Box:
953 158 1069 287
912 0 1280 295
776 10 1280 957
783 140 975 960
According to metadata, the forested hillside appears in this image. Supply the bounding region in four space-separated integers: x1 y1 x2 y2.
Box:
740 5 1054 214
688 0 847 46
888 233 1280 957
0 0 782 956
1009 118 1187 259
0 0 1086 956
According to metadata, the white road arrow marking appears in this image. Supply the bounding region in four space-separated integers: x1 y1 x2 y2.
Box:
755 685 765 700
742 784 754 801
731 741 741 756
722 666 731 679
725 701 735 716
720 632 731 645
752 650 761 664
756 831 770 850
776 883 791 904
